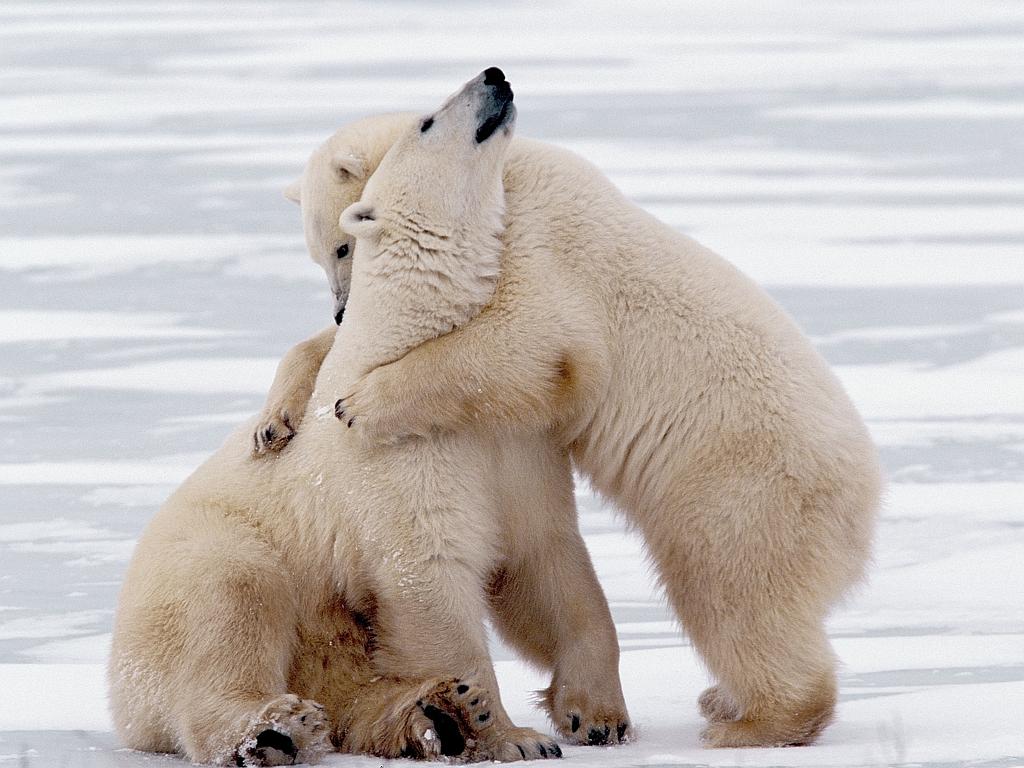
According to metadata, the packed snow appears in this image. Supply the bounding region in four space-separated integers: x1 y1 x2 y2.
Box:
1 2 1022 767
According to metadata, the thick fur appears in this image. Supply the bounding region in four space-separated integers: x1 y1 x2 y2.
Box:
110 440 521 764
110 74 628 765
262 115 883 748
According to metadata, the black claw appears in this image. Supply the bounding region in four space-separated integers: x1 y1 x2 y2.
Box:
347 417 355 428
477 711 490 723
470 698 479 706
587 725 611 745
538 744 547 758
334 399 345 420
517 745 526 759
552 743 563 758
617 722 628 741
570 714 580 733
456 684 469 694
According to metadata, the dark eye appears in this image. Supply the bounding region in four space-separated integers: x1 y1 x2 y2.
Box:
420 116 434 133
336 243 349 259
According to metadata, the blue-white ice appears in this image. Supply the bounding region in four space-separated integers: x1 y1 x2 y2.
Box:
1 2 1022 767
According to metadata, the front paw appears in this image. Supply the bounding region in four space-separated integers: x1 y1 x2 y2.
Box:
545 682 631 746
477 726 562 762
334 368 401 440
252 411 296 456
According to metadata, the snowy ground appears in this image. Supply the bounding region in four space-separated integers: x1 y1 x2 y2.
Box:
2 2 1023 767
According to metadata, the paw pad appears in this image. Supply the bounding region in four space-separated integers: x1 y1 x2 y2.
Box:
419 703 466 757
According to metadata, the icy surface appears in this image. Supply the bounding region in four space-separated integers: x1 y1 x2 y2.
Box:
1 2 1022 767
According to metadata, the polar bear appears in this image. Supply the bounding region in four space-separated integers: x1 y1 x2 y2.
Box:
110 70 630 765
262 99 882 748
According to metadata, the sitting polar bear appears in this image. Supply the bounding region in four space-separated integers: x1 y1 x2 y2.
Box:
110 70 630 766
262 91 883 749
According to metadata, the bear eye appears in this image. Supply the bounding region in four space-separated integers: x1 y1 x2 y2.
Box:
420 116 434 133
336 243 349 259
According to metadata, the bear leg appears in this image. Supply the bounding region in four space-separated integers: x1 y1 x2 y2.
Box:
252 325 336 455
488 448 631 746
115 528 331 765
335 675 497 760
686 594 837 747
644 489 840 748
490 533 631 745
367 545 561 760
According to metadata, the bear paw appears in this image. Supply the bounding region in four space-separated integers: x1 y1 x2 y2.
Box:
334 365 412 442
234 694 330 766
546 682 631 745
477 726 562 762
700 713 831 749
252 411 297 456
406 677 495 760
698 684 740 723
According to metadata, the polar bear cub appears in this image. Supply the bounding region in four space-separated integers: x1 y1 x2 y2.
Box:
286 66 628 755
110 70 628 766
261 103 882 747
258 106 634 748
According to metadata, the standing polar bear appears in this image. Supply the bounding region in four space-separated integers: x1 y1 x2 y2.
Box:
264 92 882 748
110 71 630 766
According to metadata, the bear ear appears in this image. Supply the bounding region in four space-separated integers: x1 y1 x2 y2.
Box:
332 153 365 182
340 201 379 239
282 179 302 205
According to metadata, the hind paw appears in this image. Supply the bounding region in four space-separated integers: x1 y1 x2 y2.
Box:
698 684 740 723
234 694 329 766
701 718 822 749
402 677 495 760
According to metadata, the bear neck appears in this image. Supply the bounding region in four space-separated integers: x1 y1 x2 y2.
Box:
344 212 503 374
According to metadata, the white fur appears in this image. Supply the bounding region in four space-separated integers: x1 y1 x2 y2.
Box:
264 114 883 748
109 74 627 765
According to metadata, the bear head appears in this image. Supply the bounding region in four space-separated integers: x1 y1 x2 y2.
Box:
284 112 414 325
337 69 516 333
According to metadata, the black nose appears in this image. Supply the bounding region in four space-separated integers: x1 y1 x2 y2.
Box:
334 306 345 325
483 67 505 85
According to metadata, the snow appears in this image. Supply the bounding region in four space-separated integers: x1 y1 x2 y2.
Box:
0 235 303 278
0 311 229 343
0 456 205 485
768 99 1024 120
5 648 1024 766
21 358 279 395
0 664 111 731
2 1 1022 767
835 349 1024 419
